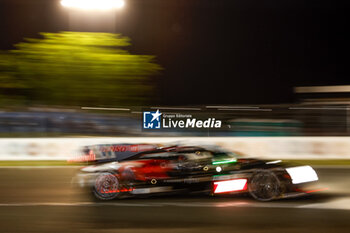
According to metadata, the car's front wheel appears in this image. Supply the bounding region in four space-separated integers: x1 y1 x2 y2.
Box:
92 172 120 201
248 170 281 201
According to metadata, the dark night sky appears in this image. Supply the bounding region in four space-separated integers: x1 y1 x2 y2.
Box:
0 0 348 105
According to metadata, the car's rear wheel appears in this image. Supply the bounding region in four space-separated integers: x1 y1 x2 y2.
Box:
93 172 120 200
248 170 281 201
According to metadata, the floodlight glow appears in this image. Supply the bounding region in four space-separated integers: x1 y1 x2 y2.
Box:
61 0 125 11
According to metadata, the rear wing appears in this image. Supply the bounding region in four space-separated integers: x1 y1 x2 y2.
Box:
68 143 158 163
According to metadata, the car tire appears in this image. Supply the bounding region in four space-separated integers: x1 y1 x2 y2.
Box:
92 172 120 201
248 170 281 201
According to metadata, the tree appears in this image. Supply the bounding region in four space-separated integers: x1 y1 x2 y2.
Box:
0 32 161 107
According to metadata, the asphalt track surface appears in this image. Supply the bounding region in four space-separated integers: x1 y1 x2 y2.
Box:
1 167 350 233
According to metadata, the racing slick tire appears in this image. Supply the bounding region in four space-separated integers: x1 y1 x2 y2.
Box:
92 172 120 201
248 170 281 201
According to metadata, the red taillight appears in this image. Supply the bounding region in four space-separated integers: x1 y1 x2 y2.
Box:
213 179 248 194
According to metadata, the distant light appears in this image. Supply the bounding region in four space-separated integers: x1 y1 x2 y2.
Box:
266 160 282 164
61 0 125 11
216 166 222 172
81 107 130 111
213 179 247 194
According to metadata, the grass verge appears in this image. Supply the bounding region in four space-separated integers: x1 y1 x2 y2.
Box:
283 160 350 166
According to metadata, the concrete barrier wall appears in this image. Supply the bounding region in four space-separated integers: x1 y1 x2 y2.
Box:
0 137 349 160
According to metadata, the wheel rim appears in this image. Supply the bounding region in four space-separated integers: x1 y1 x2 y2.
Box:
94 173 119 199
249 171 280 201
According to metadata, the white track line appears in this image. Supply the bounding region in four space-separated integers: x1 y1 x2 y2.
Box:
0 200 350 211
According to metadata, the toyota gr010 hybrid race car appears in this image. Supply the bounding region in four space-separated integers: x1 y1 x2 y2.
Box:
72 143 320 201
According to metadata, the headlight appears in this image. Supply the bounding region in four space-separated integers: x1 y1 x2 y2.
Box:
286 165 318 184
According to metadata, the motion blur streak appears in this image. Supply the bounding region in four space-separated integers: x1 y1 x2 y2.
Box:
0 32 161 107
305 188 329 194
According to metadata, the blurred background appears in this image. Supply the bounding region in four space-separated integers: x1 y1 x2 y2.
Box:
0 2 350 233
0 0 348 138
0 103 349 137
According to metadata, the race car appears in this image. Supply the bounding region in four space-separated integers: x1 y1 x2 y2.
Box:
72 143 319 201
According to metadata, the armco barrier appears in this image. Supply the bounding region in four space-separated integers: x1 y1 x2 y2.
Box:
0 137 350 160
